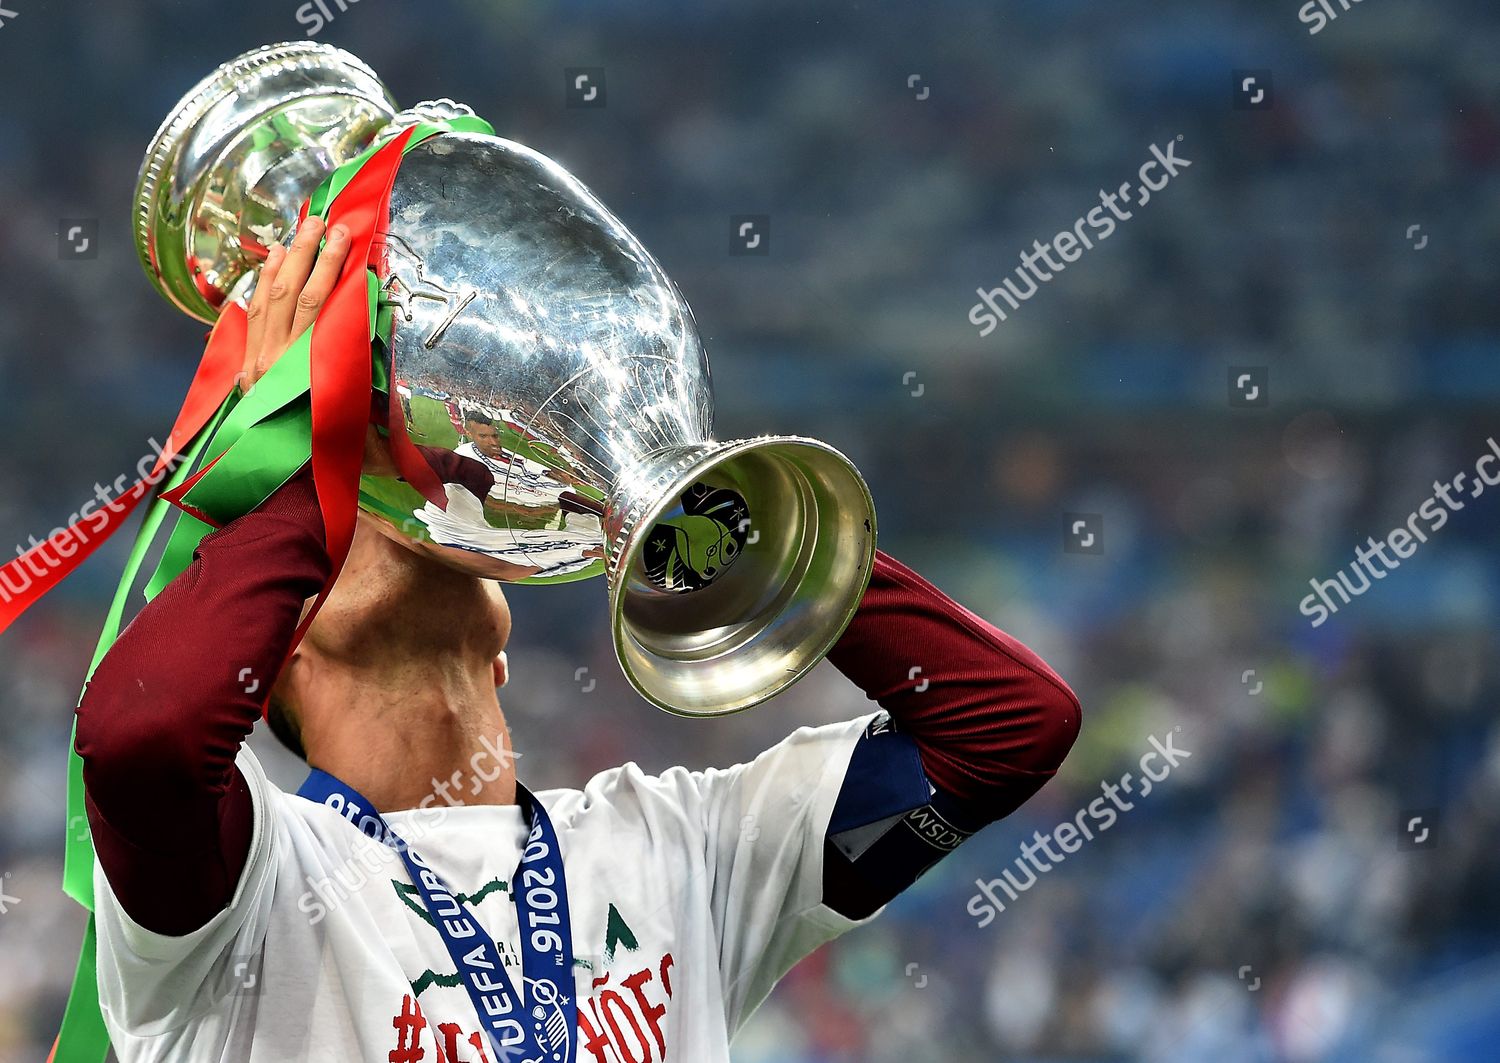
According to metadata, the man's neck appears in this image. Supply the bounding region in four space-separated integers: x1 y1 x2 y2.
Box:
302 662 517 813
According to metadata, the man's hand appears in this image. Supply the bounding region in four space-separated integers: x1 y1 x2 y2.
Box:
237 214 399 477
241 215 351 392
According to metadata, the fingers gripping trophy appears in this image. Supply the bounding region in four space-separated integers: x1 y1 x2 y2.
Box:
133 41 876 715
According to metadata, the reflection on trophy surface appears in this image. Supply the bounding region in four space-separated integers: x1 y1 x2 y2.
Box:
413 403 607 580
134 40 876 715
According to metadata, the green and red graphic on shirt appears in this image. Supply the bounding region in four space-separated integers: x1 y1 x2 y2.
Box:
388 879 675 1063
389 953 676 1063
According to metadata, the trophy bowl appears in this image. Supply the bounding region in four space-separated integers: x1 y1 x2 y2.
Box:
134 41 877 716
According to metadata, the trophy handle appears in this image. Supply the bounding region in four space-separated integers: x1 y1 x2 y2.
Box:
133 41 399 323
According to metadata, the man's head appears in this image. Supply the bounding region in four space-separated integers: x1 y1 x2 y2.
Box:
266 513 512 763
463 410 505 460
235 219 516 774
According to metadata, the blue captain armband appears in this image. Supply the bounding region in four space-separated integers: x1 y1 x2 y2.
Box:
822 712 985 918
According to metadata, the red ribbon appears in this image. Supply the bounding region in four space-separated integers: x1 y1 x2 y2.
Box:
290 127 420 649
0 305 247 635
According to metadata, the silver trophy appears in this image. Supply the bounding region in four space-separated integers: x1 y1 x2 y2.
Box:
133 42 876 716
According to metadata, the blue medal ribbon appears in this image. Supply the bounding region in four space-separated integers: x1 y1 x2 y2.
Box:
296 769 576 1063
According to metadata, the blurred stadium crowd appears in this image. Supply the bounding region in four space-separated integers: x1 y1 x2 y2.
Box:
1 0 1497 1060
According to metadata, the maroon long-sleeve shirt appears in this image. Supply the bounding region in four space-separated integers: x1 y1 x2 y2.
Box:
75 468 1080 935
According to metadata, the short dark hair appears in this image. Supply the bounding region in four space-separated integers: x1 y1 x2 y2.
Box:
266 693 307 761
463 408 495 427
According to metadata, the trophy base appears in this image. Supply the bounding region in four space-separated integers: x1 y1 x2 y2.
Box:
607 437 877 716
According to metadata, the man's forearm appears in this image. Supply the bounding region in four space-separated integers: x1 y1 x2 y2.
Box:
827 550 1081 821
75 466 329 933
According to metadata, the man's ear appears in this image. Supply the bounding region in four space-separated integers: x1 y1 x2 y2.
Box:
493 650 509 689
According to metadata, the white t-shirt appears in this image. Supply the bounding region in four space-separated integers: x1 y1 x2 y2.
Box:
93 713 882 1062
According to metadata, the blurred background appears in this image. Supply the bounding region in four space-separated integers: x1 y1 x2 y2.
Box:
2 0 1499 1059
